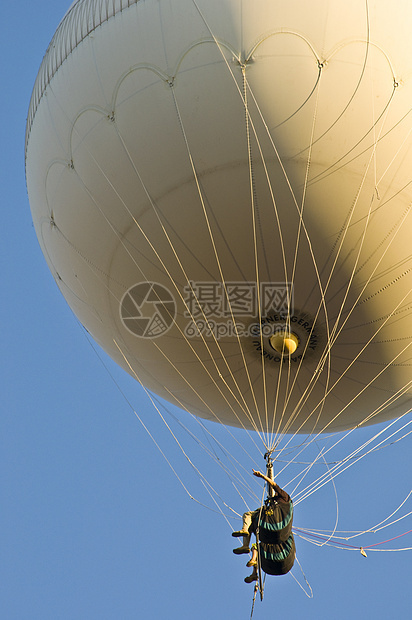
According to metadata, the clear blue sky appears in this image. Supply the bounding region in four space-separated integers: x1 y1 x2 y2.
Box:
2 2 411 619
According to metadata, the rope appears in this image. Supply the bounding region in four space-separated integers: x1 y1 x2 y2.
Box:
294 526 412 552
169 82 267 439
45 53 273 444
242 64 270 445
293 411 412 505
290 555 314 598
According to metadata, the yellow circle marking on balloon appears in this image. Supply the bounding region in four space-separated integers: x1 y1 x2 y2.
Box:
269 332 299 355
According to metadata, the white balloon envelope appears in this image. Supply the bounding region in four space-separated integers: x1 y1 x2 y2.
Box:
26 0 412 434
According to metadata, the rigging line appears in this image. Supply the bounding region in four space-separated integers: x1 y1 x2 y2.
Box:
167 402 264 490
157 422 262 509
246 7 380 441
363 546 412 552
314 447 340 547
81 324 241 516
284 425 412 476
295 531 412 552
291 411 412 503
276 94 400 442
271 362 333 468
148 393 262 506
314 106 407 357
267 172 364 437
189 0 331 445
116 337 262 505
281 302 412 450
143 385 265 509
325 210 411 345
360 384 412 426
242 64 269 445
239 80 290 283
48 65 263 439
195 425 264 507
242 77 301 448
265 60 322 132
312 339 412 439
275 426 412 464
113 338 243 518
275 339 329 443
275 298 329 428
295 433 412 507
281 431 352 494
289 62 323 308
330 210 411 304
188 0 292 296
188 0 323 442
117 345 276 514
169 83 267 439
107 166 262 433
200 478 234 529
294 409 412 504
270 331 313 446
230 478 261 514
293 413 411 501
242 67 334 444
271 301 329 441
316 507 412 542
274 428 353 484
371 55 379 192
294 505 412 537
153 393 262 481
83 156 256 434
289 444 328 498
306 86 400 189
376 122 412 189
363 530 412 549
275 393 412 491
323 148 391 348
364 502 412 537
247 29 320 67
320 491 412 542
148 335 263 444
51 180 306 475
290 303 334 439
238 72 295 446
293 0 371 164
293 531 350 549
256 482 268 602
285 460 328 496
54 160 259 512
243 75 334 442
111 127 265 434
76 148 261 438
290 531 365 549
295 525 412 550
250 585 258 620
291 556 314 599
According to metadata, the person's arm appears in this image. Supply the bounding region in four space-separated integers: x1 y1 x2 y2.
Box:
252 470 290 501
253 469 275 487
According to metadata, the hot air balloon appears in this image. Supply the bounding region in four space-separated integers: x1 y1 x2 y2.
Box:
26 0 412 440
